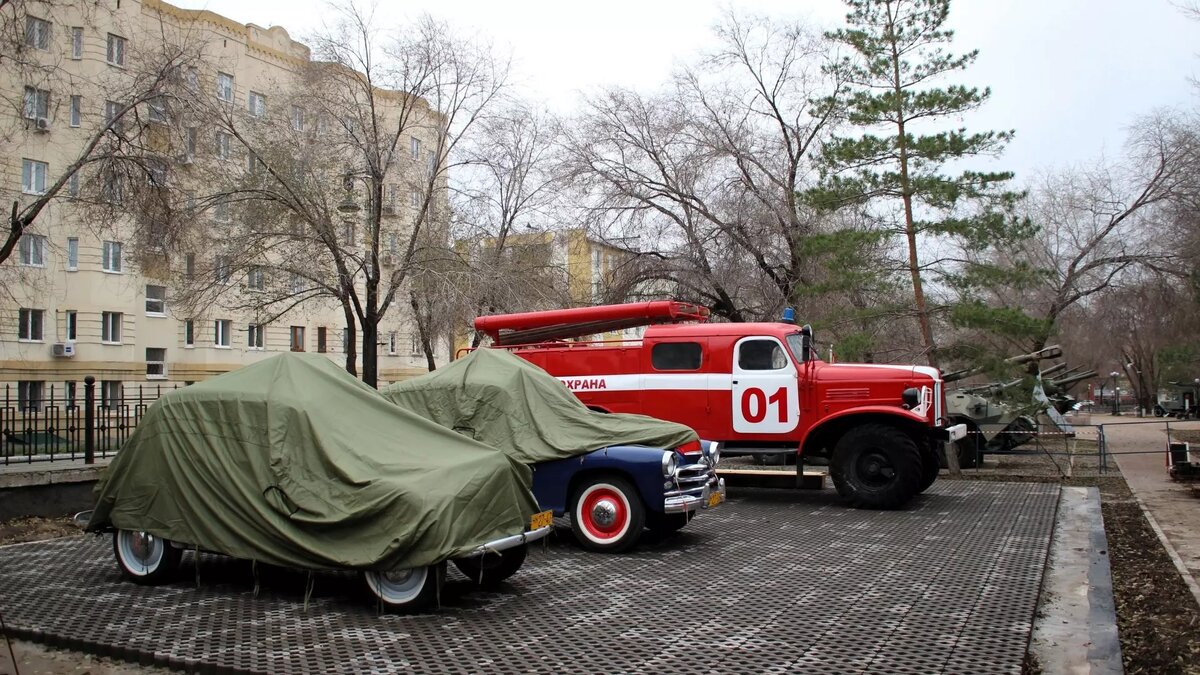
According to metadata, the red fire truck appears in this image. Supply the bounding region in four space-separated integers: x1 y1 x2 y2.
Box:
474 300 966 509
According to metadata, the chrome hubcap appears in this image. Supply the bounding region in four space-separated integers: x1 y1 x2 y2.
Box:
591 500 618 527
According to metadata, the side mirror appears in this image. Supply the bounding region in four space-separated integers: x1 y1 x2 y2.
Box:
800 324 813 362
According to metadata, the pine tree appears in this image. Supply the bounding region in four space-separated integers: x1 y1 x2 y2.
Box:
812 0 1025 368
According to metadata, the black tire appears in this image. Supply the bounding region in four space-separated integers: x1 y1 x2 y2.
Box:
954 435 981 469
570 475 645 553
830 424 923 509
452 545 527 585
646 511 691 534
113 529 182 585
362 562 444 613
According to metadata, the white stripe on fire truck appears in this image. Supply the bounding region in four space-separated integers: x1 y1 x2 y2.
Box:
556 373 734 392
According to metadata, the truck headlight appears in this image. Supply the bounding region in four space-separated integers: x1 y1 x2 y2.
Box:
662 451 679 478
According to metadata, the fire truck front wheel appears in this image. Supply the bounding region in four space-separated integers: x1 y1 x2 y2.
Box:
570 476 645 553
830 424 923 509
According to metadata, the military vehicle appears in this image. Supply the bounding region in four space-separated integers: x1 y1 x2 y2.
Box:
942 346 1063 468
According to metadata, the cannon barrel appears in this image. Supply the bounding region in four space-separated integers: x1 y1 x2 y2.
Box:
1046 370 1098 392
943 345 1064 383
1039 362 1068 378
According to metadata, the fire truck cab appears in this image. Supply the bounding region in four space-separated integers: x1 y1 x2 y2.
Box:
475 301 967 509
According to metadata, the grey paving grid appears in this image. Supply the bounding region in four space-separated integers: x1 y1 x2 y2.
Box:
0 481 1058 674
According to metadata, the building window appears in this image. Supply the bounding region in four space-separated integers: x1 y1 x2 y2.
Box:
18 381 44 413
101 380 122 410
65 380 77 409
23 86 49 120
427 151 436 174
105 33 125 67
410 190 421 208
148 96 167 123
25 17 50 50
185 253 195 280
101 311 122 343
71 27 83 59
248 91 265 117
290 326 305 352
216 72 234 102
410 332 422 356
146 157 168 186
102 240 122 272
18 308 44 341
21 159 48 194
184 127 196 161
102 170 122 204
246 267 265 291
216 131 231 160
68 173 79 197
410 136 421 159
18 234 45 267
69 95 81 127
246 151 262 175
214 201 230 222
146 348 167 379
145 285 166 315
316 327 327 353
291 105 304 131
184 319 194 347
214 319 231 347
342 222 355 246
214 255 231 284
66 237 78 269
65 310 77 341
388 331 397 355
248 324 265 350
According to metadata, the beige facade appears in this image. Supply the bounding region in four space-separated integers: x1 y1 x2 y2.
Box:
1 0 442 408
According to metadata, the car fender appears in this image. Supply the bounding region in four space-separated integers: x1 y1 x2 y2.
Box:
531 445 674 516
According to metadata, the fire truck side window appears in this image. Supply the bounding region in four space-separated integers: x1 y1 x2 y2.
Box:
739 339 787 370
651 342 702 370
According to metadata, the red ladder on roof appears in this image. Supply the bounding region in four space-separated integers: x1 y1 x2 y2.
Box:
474 300 710 345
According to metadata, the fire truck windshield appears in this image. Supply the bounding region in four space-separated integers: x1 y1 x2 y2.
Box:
785 332 814 363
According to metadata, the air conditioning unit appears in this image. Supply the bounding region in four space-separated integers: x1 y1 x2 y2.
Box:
35 117 50 132
52 341 75 358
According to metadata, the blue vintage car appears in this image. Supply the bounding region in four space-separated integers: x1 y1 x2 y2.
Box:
379 349 726 555
531 440 725 552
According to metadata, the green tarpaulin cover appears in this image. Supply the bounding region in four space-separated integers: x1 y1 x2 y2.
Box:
379 348 698 464
88 353 538 572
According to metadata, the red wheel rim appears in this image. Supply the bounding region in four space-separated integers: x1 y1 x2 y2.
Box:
579 485 629 541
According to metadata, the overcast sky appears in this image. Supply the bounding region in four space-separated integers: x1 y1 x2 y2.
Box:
174 0 1198 183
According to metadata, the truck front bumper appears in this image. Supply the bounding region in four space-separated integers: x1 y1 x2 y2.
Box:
932 423 968 442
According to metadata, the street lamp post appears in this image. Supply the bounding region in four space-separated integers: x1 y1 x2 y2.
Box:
1110 371 1120 415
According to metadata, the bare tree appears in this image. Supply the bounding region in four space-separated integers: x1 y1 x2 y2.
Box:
173 5 507 387
1 0 204 271
563 12 845 322
953 111 1200 365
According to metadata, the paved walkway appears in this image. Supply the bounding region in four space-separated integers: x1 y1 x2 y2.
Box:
1100 414 1200 604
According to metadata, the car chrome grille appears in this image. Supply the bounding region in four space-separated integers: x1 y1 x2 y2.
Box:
665 462 716 498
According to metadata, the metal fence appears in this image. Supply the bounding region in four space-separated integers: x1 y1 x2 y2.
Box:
1 377 182 465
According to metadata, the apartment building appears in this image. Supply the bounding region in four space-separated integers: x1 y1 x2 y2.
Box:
1 0 443 411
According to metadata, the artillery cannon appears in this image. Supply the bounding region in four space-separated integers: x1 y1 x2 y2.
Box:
943 345 1064 468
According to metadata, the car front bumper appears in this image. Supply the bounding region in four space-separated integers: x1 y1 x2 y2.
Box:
458 525 553 559
664 475 726 514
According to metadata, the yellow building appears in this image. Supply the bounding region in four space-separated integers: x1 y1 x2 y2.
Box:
1 0 443 410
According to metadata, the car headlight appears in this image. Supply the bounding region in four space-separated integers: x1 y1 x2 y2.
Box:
661 451 679 478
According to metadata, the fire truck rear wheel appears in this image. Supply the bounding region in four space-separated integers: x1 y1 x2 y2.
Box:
570 476 645 553
830 424 923 509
